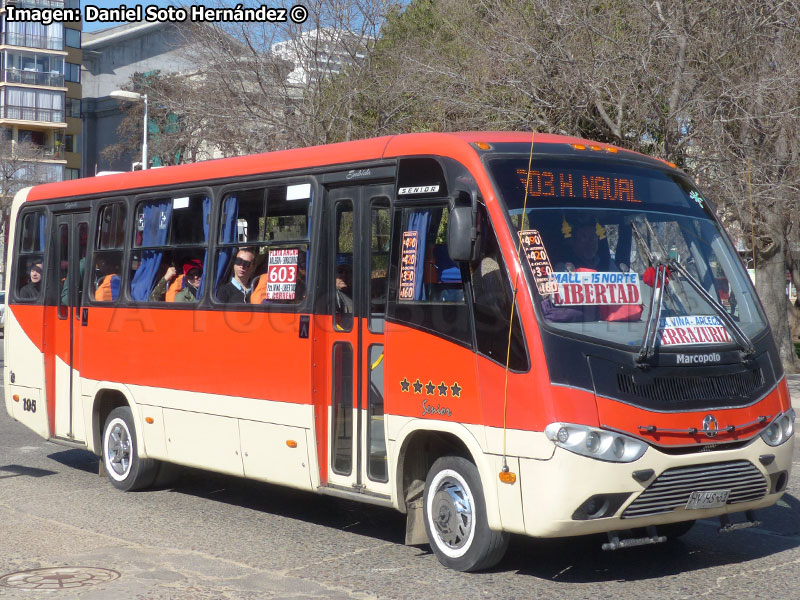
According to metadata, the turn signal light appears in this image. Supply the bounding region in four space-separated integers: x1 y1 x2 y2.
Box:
499 471 517 484
286 440 298 448
12 395 19 402
474 142 492 150
145 417 154 424
571 143 586 150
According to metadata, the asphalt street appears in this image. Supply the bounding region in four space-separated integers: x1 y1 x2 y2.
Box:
1 341 799 599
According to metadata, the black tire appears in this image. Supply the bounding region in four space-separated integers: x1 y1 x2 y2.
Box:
102 406 158 491
423 456 510 572
660 520 696 539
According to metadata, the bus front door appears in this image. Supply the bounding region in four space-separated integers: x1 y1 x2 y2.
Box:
315 185 392 499
47 212 89 443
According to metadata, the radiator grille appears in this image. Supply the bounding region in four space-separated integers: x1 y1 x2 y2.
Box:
617 368 763 404
622 460 767 519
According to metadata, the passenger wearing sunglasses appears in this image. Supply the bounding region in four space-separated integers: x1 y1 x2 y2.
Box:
217 248 256 303
174 258 204 303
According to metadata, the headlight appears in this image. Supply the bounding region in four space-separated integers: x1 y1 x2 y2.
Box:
761 409 795 447
545 423 648 462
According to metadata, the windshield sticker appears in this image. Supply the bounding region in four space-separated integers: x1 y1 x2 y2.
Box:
690 191 704 207
657 315 732 346
518 229 558 295
266 249 298 300
551 271 641 306
517 169 641 203
399 231 418 300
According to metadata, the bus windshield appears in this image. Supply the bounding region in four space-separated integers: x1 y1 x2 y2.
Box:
487 157 767 350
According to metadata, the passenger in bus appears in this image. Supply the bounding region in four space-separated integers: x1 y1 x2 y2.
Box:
149 265 178 302
217 248 256 303
335 261 354 314
545 216 609 322
554 216 613 273
60 257 85 305
174 259 203 303
18 259 43 300
94 254 121 302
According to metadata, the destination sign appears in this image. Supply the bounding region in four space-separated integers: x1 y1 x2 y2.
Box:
658 315 732 346
551 271 641 306
517 168 642 203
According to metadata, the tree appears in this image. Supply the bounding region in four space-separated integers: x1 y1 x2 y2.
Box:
340 0 800 368
108 0 393 158
105 0 800 368
103 70 213 167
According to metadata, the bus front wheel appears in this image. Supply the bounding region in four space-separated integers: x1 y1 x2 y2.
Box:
423 456 509 571
102 407 158 491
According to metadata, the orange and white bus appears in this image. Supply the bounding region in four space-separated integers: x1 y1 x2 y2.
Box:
3 132 794 571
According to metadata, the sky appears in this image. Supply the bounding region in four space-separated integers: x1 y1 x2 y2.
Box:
81 1 178 33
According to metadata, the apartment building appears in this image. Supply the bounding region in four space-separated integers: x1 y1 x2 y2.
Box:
0 0 82 186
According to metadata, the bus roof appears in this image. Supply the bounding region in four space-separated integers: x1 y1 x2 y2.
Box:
27 132 651 202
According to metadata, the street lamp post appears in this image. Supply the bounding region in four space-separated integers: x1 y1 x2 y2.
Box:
109 90 148 170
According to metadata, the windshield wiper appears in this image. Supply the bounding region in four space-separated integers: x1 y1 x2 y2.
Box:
666 259 755 358
637 262 669 365
630 221 669 365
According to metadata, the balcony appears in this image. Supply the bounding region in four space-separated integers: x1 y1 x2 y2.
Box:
42 146 64 159
4 33 64 52
2 105 64 123
4 69 64 87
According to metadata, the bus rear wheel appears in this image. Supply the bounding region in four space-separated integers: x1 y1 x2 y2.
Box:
423 456 509 572
102 406 158 491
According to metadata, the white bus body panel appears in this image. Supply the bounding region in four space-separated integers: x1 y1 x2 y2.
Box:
519 434 794 537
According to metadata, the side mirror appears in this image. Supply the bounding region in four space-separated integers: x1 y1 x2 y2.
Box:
448 188 479 262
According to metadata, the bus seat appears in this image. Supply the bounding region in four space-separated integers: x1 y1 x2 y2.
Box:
250 274 267 304
430 244 464 301
95 274 120 302
166 274 185 302
434 244 461 283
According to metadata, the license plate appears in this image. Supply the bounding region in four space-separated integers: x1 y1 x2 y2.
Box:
685 489 730 510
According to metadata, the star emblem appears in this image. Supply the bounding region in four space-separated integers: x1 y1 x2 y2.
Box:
437 382 448 397
400 378 410 392
450 382 462 398
425 380 436 395
413 379 423 394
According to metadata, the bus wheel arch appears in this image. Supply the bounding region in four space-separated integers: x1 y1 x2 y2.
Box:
394 424 503 553
396 428 472 515
91 388 131 457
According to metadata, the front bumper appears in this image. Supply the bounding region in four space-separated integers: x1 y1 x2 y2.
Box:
518 433 794 538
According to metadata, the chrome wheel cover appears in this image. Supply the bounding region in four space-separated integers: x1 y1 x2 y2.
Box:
104 418 132 481
427 469 475 558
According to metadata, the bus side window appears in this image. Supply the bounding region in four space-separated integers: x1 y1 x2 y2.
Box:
130 194 210 303
215 183 311 306
13 210 47 304
390 204 472 346
333 201 354 331
470 209 529 372
90 203 125 303
397 206 466 304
